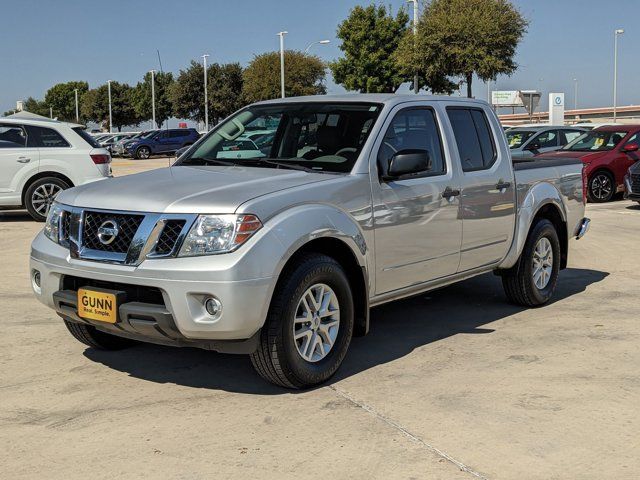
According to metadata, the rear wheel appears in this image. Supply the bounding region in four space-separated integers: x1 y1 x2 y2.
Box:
588 171 615 202
64 320 137 350
501 219 560 307
250 254 354 389
25 177 69 222
135 146 151 159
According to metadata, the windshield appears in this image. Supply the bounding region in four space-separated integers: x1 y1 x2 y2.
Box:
563 130 628 151
177 102 382 173
506 130 535 149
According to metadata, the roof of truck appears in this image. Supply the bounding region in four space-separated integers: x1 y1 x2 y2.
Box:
254 93 489 107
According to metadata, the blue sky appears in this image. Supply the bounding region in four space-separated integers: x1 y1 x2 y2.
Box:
1 0 638 118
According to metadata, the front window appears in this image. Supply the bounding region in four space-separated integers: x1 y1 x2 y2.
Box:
506 130 535 149
563 130 629 152
177 102 382 173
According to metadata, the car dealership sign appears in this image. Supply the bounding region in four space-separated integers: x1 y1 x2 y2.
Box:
491 90 524 107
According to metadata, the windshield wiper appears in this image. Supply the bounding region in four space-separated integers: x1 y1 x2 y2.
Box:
257 158 317 172
182 157 239 166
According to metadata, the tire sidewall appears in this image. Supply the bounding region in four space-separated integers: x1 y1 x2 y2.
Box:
588 171 614 203
277 258 354 386
522 220 561 304
25 177 69 222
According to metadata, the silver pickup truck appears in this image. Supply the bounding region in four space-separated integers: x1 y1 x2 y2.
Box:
30 95 590 388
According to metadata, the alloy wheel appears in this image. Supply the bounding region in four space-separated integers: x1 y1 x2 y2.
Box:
293 283 340 362
532 237 553 289
591 174 612 201
31 183 63 217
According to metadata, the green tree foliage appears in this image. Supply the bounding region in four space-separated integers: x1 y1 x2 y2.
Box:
81 82 140 131
242 51 326 103
43 81 88 122
397 0 528 97
170 60 244 124
329 5 410 93
132 71 174 128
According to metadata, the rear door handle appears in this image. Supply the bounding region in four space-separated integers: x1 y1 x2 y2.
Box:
442 187 461 200
17 157 31 163
495 181 511 191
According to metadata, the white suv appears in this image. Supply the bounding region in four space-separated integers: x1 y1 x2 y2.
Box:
0 114 112 221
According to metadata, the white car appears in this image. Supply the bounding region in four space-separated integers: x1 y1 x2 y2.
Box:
0 113 112 221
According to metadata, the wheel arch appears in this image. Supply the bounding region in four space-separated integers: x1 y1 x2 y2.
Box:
21 171 74 206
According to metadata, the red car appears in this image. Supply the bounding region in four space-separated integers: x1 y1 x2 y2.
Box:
536 125 640 202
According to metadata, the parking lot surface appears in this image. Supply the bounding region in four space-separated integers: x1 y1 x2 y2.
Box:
1 159 639 479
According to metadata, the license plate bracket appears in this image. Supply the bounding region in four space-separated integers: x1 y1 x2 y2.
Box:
77 287 126 324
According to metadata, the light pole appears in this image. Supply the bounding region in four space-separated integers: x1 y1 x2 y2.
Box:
74 88 79 122
573 78 578 110
487 79 491 103
150 69 157 129
201 54 209 131
277 31 288 98
407 0 419 93
613 29 624 122
304 39 330 54
107 80 113 133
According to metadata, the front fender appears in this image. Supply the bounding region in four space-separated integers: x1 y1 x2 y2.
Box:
499 181 567 269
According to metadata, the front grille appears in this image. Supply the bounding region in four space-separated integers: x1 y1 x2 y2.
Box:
631 174 640 193
155 220 185 255
82 211 144 253
60 211 71 243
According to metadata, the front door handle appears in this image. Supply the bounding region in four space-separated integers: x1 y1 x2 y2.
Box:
442 187 461 200
17 157 31 163
495 181 511 191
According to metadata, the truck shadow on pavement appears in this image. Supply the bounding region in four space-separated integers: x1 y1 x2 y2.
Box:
84 267 608 395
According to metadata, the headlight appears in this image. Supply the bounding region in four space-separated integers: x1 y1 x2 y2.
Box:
43 203 64 244
178 214 262 256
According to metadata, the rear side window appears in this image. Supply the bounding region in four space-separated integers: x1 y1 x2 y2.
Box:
0 124 27 148
447 108 497 171
73 127 101 148
28 126 70 148
169 130 189 138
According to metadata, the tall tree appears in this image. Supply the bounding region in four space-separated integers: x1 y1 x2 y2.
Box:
81 82 140 131
330 5 410 93
398 0 528 98
132 71 174 128
44 81 89 122
242 51 326 102
170 60 244 123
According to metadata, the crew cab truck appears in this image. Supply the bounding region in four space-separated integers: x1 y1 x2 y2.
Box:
30 95 590 388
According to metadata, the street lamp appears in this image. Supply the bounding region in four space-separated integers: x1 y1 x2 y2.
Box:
150 69 157 129
613 29 624 122
202 54 209 131
304 39 330 54
573 78 578 110
73 88 79 122
407 0 419 93
107 80 113 133
277 31 288 98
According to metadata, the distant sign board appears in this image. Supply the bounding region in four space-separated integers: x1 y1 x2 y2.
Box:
491 91 523 107
178 122 187 128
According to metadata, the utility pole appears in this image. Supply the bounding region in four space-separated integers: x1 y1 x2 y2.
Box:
150 69 157 129
107 80 113 133
74 88 79 122
408 0 419 93
278 31 288 98
202 54 210 131
613 29 624 122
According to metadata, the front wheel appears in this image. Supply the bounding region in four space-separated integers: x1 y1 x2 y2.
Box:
135 146 151 160
501 219 561 307
25 177 69 222
588 171 615 203
250 253 354 389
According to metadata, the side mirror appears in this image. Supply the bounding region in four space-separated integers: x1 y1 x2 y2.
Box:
385 149 431 179
622 143 639 153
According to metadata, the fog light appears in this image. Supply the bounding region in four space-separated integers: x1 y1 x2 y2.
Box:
32 269 42 294
204 296 222 317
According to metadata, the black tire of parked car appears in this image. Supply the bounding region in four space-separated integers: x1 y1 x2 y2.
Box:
501 218 560 307
250 253 354 389
135 146 151 160
24 176 70 222
587 170 615 203
64 320 138 350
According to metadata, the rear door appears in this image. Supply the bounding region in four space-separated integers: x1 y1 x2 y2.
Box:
445 105 516 272
0 123 39 199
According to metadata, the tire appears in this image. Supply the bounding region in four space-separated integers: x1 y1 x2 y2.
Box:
64 320 137 350
501 219 560 307
587 171 615 203
135 146 151 160
24 177 70 222
250 253 354 389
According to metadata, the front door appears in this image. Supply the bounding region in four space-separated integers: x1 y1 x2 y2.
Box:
0 123 39 198
444 105 516 272
371 105 463 295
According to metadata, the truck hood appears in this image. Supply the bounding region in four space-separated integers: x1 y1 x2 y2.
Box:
56 165 336 214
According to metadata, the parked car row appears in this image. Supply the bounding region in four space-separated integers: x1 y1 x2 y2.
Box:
90 128 201 159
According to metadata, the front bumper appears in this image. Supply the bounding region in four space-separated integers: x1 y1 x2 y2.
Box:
624 175 640 200
30 231 275 346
